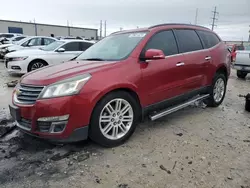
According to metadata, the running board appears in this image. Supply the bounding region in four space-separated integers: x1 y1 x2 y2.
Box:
149 94 210 121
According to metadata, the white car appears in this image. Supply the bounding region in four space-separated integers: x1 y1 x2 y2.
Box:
2 36 27 44
0 33 23 43
5 39 94 74
0 36 56 59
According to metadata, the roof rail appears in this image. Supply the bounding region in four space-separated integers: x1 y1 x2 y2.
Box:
149 23 209 30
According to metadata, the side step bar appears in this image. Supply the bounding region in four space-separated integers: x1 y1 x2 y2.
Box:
149 94 210 121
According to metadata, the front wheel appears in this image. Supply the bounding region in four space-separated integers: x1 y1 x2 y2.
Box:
237 70 247 79
28 60 47 72
89 91 140 147
205 73 227 107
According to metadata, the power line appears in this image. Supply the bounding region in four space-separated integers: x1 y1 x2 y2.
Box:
211 6 219 31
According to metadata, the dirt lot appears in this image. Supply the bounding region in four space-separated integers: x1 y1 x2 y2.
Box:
0 61 250 188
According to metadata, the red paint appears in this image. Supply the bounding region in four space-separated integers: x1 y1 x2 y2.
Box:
13 24 230 140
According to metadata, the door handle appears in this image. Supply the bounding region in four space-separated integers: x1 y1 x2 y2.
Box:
176 62 185 67
205 56 212 61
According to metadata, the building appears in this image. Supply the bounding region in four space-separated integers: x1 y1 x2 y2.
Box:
0 19 98 40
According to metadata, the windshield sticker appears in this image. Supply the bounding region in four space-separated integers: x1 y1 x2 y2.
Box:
128 33 146 38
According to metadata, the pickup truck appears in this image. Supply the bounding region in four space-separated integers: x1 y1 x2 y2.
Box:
232 44 250 79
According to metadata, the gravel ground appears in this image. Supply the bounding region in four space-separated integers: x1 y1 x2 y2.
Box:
0 61 250 188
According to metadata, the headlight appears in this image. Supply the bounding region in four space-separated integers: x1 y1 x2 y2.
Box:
11 56 28 61
38 74 91 99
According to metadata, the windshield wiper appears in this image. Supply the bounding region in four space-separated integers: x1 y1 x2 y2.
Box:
82 58 105 61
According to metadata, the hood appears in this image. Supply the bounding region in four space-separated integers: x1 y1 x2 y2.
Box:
5 49 48 58
0 44 13 49
21 60 118 85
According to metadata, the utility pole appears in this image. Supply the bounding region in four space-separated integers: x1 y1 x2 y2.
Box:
211 6 219 31
34 18 37 36
67 20 70 36
100 20 102 39
248 25 250 42
194 8 198 25
104 20 107 37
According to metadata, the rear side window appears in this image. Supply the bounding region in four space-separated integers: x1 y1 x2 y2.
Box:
62 42 81 51
80 42 93 51
174 29 203 53
196 30 220 49
143 30 178 56
43 38 55 45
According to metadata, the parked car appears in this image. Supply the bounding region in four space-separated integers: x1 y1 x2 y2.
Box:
0 33 23 44
0 36 57 58
232 44 250 79
2 35 27 44
5 39 95 74
9 23 230 147
227 43 248 63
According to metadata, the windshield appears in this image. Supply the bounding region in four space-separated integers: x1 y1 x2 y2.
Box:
41 41 65 51
236 45 245 51
244 45 250 51
13 36 26 42
76 31 148 61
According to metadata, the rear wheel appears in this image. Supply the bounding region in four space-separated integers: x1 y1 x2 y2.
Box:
237 70 247 79
205 73 227 107
89 91 140 147
28 60 47 72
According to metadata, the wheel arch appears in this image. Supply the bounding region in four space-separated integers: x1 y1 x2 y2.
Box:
216 65 228 80
89 85 142 123
93 85 142 110
27 58 48 72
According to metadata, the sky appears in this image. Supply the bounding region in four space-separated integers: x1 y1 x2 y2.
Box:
1 0 250 41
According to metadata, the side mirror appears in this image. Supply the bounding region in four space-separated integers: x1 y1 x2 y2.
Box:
144 49 165 61
57 48 65 52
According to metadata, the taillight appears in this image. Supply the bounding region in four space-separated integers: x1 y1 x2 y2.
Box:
231 52 236 63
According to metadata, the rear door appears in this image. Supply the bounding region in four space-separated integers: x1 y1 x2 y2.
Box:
196 30 222 85
140 30 187 105
174 29 210 90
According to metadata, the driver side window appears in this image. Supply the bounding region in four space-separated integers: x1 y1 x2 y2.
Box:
143 30 179 57
22 38 42 47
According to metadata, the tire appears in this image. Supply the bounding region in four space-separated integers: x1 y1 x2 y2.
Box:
205 73 227 107
89 91 140 147
237 70 247 79
28 60 48 72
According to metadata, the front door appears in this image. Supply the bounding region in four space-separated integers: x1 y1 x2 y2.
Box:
139 30 188 106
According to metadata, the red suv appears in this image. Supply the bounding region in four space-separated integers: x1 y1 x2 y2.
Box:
9 24 231 147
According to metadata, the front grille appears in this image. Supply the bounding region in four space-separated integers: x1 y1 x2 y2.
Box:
16 84 44 104
36 121 51 132
17 118 32 130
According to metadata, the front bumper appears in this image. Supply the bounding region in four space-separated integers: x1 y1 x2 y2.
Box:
6 59 29 74
9 95 93 142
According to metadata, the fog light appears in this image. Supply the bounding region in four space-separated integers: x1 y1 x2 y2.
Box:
38 115 69 122
50 121 67 133
11 66 21 70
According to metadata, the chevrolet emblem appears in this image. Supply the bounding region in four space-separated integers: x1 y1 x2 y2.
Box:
15 89 22 96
